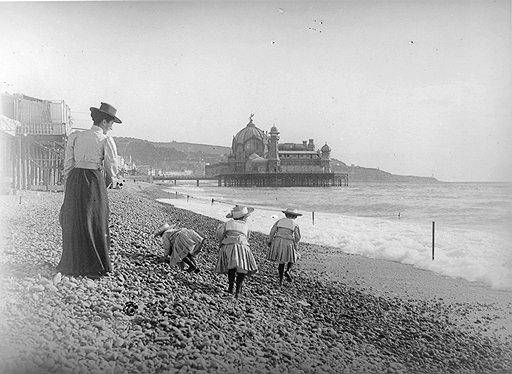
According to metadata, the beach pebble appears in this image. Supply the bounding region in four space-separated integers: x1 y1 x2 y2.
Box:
85 279 97 289
30 284 45 292
2 187 512 374
45 284 59 293
53 272 62 285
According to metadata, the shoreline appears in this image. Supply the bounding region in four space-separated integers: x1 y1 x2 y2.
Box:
142 181 512 341
298 243 512 342
1 181 511 373
151 181 512 293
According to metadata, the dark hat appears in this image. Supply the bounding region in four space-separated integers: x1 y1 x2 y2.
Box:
90 102 122 123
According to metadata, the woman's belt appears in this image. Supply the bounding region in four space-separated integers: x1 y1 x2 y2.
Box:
74 161 102 170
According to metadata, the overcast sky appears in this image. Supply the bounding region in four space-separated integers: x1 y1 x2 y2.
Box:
1 1 511 182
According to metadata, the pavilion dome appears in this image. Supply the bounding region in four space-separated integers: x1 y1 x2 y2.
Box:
233 116 267 146
232 115 268 160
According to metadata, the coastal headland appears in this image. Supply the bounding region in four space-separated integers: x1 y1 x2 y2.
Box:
0 181 511 374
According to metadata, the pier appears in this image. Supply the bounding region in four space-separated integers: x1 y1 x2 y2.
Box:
152 175 221 187
151 173 348 187
217 173 348 187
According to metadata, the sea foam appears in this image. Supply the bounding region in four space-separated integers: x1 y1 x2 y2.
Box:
157 188 512 291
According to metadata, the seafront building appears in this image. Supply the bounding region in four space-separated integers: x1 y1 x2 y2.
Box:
1 92 72 192
205 115 347 187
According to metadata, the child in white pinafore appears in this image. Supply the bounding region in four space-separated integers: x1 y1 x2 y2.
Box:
267 208 302 286
215 206 258 298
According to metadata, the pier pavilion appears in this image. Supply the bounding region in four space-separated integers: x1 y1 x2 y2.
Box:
205 114 348 187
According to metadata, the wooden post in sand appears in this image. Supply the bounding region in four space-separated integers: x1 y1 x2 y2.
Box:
432 221 435 260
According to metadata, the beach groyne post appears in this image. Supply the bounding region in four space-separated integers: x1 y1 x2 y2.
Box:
312 211 315 225
432 221 435 260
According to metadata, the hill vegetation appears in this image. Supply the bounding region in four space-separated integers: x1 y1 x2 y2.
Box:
114 137 230 175
114 137 438 182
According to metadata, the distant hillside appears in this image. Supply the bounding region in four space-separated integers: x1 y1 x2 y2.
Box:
114 137 230 175
152 140 230 156
114 137 438 182
330 159 438 183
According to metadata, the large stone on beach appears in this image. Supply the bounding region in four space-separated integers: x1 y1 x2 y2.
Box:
53 272 62 285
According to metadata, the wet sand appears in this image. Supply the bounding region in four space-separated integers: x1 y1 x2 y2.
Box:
297 243 512 342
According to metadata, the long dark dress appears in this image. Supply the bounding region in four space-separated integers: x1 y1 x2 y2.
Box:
57 168 112 276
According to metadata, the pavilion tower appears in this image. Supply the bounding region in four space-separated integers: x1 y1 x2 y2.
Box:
267 125 281 172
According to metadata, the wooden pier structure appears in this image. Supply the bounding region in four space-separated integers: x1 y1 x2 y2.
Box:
152 175 221 187
218 172 348 187
152 172 348 187
14 127 67 190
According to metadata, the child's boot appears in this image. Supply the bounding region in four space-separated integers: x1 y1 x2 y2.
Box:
186 254 200 273
182 256 197 273
285 263 294 282
278 264 285 286
227 269 236 294
235 273 246 298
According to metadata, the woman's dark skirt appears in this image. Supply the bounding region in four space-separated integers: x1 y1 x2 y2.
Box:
57 168 112 276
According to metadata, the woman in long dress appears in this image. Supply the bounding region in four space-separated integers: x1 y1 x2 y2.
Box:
57 102 122 278
267 208 302 286
215 205 258 298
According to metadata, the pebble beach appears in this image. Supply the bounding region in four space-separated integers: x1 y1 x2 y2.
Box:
1 181 511 374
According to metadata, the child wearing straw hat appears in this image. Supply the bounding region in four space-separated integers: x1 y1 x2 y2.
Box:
153 223 205 273
215 205 258 298
267 208 302 286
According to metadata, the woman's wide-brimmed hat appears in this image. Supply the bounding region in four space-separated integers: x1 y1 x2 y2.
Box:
90 102 122 123
226 205 254 219
282 208 302 217
153 223 174 237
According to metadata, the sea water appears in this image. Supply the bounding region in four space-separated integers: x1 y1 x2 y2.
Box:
156 182 512 291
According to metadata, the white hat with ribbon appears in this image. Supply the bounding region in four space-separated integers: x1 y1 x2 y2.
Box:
226 205 255 219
